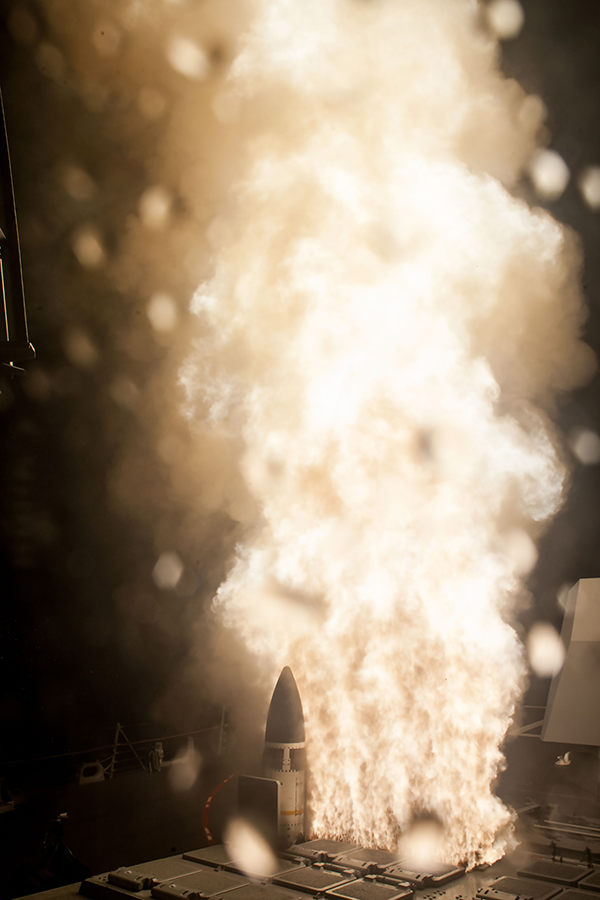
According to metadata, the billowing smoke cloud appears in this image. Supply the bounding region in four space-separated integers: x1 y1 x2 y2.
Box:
4 0 261 737
6 0 594 866
178 0 594 866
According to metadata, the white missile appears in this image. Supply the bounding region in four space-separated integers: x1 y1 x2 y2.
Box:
263 666 306 848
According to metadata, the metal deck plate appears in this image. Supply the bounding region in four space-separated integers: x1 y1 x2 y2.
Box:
378 868 428 889
113 856 202 881
292 841 361 861
383 865 464 889
274 865 357 893
183 846 236 868
326 878 413 900
80 873 141 900
428 868 466 887
212 887 305 900
477 876 563 900
335 851 401 872
150 869 248 900
517 862 592 887
579 874 600 894
224 857 307 878
80 858 206 900
551 891 600 900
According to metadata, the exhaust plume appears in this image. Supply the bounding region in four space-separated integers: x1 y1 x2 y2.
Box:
10 0 593 870
180 0 594 867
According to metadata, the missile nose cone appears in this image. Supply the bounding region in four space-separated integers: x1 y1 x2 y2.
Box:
265 666 305 743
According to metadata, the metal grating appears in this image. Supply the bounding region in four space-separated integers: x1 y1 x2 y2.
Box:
430 867 466 886
327 880 412 900
151 870 247 899
225 858 305 878
111 858 203 883
183 847 235 868
211 888 298 900
275 866 356 893
378 868 427 888
383 864 464 889
517 861 592 887
337 851 401 868
578 875 600 894
477 877 562 900
551 891 600 900
294 841 361 859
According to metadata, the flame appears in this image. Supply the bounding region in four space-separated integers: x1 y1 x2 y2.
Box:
180 0 593 868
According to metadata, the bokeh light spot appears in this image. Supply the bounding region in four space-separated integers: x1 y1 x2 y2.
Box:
527 622 565 677
35 42 66 83
398 817 444 871
224 818 277 878
139 185 172 230
167 743 202 792
500 527 538 576
63 165 96 202
152 552 184 590
147 293 178 333
485 0 525 41
63 328 99 370
92 20 121 57
167 36 209 81
578 166 600 211
517 93 546 132
569 427 600 465
7 7 38 45
72 226 106 269
528 149 570 200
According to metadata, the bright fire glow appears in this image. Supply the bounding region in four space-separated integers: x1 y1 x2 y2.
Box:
180 0 593 868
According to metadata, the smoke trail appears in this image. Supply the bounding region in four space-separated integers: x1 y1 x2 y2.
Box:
11 0 593 865
180 0 594 866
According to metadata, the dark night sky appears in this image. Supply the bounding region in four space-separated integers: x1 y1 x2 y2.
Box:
499 4 600 625
1 0 600 768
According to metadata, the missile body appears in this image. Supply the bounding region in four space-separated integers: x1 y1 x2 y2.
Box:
263 666 306 848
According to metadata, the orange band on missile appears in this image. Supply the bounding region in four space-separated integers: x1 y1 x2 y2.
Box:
280 808 304 816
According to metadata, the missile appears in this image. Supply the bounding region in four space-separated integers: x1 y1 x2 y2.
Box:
263 666 306 848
